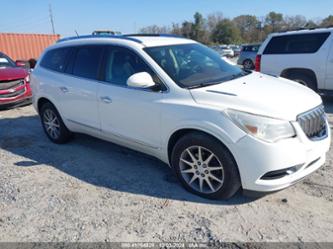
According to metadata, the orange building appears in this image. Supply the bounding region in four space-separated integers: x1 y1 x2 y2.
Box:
0 33 60 61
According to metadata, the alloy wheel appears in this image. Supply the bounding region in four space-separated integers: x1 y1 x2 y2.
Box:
43 109 60 140
243 60 253 70
179 145 224 194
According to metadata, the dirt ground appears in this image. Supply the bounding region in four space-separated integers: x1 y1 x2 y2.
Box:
0 100 332 243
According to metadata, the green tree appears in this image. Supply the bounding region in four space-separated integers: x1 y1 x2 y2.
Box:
192 12 209 43
180 21 193 38
321 15 333 27
207 12 224 32
211 19 241 44
265 11 284 32
304 20 318 29
233 15 259 43
284 15 307 30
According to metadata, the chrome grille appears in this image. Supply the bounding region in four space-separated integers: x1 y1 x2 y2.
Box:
0 79 25 90
0 87 26 98
297 105 327 140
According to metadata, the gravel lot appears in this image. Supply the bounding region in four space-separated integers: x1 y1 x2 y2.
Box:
0 98 333 243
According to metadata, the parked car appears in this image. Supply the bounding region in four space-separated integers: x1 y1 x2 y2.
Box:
237 44 261 70
0 52 32 108
31 34 330 199
220 45 234 58
256 28 333 93
230 45 241 57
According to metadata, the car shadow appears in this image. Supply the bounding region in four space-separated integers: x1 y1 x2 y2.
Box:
0 114 259 205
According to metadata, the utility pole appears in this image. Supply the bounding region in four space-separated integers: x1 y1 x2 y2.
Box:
49 3 55 34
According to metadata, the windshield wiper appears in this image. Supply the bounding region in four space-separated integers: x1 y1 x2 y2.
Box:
186 71 251 90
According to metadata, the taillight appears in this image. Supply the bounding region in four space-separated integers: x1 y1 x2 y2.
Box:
255 55 261 72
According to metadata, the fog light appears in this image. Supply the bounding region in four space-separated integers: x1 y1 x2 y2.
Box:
261 164 303 180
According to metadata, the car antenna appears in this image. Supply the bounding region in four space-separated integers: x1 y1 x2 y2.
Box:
74 30 79 37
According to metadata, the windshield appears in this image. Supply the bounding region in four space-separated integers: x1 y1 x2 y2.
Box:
144 43 248 89
0 53 15 68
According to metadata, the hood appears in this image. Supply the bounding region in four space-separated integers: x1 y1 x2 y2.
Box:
0 67 28 81
190 72 322 121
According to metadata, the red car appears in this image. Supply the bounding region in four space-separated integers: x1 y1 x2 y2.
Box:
0 52 32 108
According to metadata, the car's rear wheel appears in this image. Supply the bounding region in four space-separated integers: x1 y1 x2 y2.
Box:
40 102 72 144
171 132 241 199
288 72 317 91
243 59 254 70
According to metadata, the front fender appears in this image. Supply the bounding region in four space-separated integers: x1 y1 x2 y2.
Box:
161 114 246 164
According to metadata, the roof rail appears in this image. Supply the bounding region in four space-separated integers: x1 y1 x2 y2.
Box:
123 33 184 38
277 26 333 33
57 34 143 44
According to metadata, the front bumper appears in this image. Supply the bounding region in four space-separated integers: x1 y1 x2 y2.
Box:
0 84 32 108
232 119 331 193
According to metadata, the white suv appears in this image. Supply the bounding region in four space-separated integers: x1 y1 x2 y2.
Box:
31 34 330 199
256 28 333 92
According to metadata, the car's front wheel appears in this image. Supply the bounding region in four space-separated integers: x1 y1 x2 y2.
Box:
40 102 72 144
171 132 241 199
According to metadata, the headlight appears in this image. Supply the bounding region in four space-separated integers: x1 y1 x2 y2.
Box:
225 109 296 143
25 74 30 83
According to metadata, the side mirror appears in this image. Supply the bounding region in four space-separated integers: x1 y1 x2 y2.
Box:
127 72 156 89
15 60 27 68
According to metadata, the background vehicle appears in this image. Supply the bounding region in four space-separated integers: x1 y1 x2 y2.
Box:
230 45 241 57
0 52 32 108
256 28 333 92
92 30 122 35
237 44 261 70
220 45 234 58
31 34 330 200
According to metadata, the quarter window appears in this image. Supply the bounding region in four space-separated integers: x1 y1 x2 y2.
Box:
263 32 330 54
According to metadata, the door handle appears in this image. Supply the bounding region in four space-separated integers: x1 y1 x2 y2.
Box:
59 86 69 93
100 96 112 104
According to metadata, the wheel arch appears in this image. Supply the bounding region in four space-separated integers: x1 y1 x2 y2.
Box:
37 97 64 123
167 128 236 167
37 97 53 113
280 68 318 89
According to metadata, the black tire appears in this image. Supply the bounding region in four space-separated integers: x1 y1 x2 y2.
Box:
171 132 241 200
40 102 72 144
243 59 254 70
287 72 317 91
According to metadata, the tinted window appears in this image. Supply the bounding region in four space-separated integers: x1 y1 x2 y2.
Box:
252 45 260 52
243 46 252 52
242 45 259 52
72 46 104 80
40 48 70 72
104 46 158 86
264 32 330 54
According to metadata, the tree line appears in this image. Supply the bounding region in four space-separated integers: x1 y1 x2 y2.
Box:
139 12 333 45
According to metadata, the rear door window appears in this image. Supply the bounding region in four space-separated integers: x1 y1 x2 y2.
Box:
40 47 71 72
71 46 104 80
263 32 330 54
